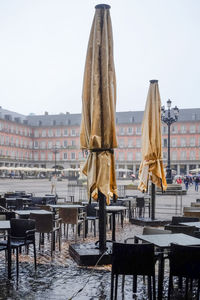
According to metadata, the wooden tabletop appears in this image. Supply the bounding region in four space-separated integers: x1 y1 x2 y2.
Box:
135 233 200 248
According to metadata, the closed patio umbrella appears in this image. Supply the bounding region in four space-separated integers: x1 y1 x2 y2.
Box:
80 4 118 251
138 80 167 219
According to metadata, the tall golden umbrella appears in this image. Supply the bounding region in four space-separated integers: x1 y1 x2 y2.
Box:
138 80 167 219
80 4 118 251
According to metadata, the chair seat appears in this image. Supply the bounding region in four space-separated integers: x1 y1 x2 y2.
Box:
86 216 99 221
0 245 7 251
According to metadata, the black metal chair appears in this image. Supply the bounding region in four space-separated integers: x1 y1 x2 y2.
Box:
168 243 200 299
0 234 11 279
111 242 156 300
85 203 99 237
164 224 196 236
136 197 145 218
1 218 36 281
171 216 199 225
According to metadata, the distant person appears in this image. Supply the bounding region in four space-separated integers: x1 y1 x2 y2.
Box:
51 174 57 194
177 177 182 184
195 176 200 192
184 177 189 190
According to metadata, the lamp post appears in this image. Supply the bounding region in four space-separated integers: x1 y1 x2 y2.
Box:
52 145 59 176
161 99 179 184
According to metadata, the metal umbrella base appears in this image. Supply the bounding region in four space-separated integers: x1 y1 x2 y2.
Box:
69 241 112 266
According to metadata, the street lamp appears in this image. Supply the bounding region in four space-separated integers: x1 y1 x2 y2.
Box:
161 99 179 184
52 145 60 176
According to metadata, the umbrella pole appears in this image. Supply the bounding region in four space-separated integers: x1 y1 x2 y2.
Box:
98 191 107 252
151 182 155 220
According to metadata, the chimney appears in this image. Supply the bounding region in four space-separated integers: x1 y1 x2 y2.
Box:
45 111 48 115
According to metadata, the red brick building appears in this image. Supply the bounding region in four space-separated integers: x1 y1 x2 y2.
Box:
0 107 199 176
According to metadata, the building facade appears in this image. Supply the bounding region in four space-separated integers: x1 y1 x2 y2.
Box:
0 106 199 176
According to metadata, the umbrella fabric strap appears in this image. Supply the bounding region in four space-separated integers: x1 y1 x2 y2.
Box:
90 149 114 154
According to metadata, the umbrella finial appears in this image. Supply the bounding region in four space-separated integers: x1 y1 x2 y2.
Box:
95 4 111 9
150 79 158 84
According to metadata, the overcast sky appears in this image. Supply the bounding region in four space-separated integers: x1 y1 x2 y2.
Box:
0 0 199 116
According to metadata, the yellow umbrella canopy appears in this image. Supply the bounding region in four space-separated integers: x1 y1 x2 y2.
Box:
138 80 167 192
80 4 118 204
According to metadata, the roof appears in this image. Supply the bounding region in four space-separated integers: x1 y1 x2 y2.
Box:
0 106 200 127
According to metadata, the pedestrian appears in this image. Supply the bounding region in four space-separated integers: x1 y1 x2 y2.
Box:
184 176 189 190
51 174 57 194
194 176 200 192
177 177 182 184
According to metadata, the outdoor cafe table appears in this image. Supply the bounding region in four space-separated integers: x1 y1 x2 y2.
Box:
15 210 53 218
180 221 200 228
95 206 127 241
0 220 11 279
134 233 200 300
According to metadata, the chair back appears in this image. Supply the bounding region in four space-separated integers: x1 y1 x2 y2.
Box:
16 198 24 210
58 208 78 225
136 197 145 208
143 226 171 235
170 243 200 278
164 224 196 236
29 213 53 233
0 211 15 220
10 218 35 239
112 242 155 276
171 216 199 224
86 203 98 217
0 198 6 208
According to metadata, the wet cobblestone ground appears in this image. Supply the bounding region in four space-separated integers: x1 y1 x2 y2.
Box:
0 179 200 299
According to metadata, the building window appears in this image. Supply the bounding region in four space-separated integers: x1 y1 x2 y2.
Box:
171 125 177 134
190 125 196 133
6 136 9 145
48 141 53 149
162 126 167 134
41 130 46 137
119 127 124 135
63 153 68 160
118 152 124 161
78 152 83 159
34 152 38 161
128 139 133 148
56 129 61 137
127 127 133 135
63 140 68 148
71 152 76 160
163 152 167 159
180 151 186 160
163 138 168 148
71 140 76 147
136 127 141 135
171 138 177 147
71 129 76 136
55 141 60 148
34 130 39 137
118 138 124 148
171 151 177 160
180 138 186 147
48 153 53 161
48 130 53 137
40 152 45 161
136 152 141 161
190 137 195 147
40 141 46 149
34 141 38 149
181 125 187 133
63 129 68 136
190 151 195 160
136 138 141 148
127 152 133 161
